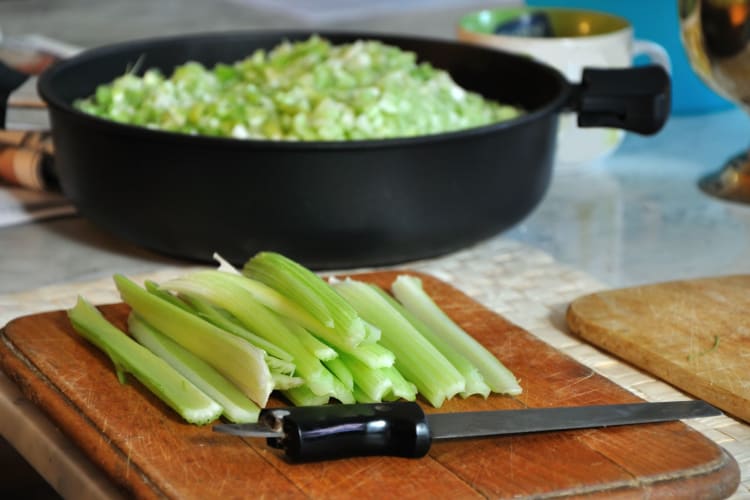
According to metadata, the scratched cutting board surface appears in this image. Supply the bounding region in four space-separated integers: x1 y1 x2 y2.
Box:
567 275 750 426
0 271 740 499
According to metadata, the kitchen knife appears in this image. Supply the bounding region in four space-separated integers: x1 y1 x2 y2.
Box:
213 400 719 461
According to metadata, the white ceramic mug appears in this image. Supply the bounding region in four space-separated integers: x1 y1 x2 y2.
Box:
458 7 671 167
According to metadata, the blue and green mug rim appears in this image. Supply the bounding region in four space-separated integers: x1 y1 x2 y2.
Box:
459 7 631 39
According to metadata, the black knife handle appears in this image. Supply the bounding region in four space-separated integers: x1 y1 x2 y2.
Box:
263 401 431 461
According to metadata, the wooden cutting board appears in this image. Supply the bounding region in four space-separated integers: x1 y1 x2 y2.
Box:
567 275 750 426
0 271 740 499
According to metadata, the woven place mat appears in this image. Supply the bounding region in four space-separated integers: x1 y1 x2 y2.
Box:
1 237 748 497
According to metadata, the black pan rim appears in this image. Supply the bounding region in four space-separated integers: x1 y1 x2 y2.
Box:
37 29 571 151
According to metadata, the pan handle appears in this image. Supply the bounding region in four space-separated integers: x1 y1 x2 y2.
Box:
568 65 670 135
0 61 30 129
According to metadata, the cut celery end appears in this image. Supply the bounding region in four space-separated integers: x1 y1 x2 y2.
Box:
212 252 242 274
391 275 522 396
372 284 491 399
362 321 382 343
281 317 338 361
333 279 466 408
339 341 395 369
159 273 335 397
267 356 296 376
283 384 330 407
243 252 367 343
113 274 274 407
128 314 260 424
300 320 393 368
339 353 392 402
302 365 336 396
67 297 222 425
283 369 353 404
273 373 305 390
382 365 418 401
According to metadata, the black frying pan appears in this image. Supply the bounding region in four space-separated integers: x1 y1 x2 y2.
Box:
24 31 668 269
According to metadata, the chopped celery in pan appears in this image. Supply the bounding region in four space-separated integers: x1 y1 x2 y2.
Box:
66 251 521 425
74 35 521 141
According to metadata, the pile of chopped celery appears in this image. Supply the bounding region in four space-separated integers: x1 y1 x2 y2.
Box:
74 35 521 141
67 251 521 425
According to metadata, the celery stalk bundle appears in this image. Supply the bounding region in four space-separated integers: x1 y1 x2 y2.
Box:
66 251 521 426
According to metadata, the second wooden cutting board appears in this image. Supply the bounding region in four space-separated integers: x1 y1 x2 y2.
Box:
567 274 750 423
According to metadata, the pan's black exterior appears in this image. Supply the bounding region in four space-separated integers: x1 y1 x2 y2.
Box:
38 31 570 269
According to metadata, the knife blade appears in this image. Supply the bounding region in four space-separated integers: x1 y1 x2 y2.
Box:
213 400 720 461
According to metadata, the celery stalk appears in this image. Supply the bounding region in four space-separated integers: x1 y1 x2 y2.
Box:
243 252 367 344
333 278 466 407
144 280 192 311
67 297 222 425
371 285 491 399
330 377 356 404
283 385 329 406
113 274 274 406
128 314 260 423
391 275 522 396
160 273 335 396
352 386 377 403
323 357 353 391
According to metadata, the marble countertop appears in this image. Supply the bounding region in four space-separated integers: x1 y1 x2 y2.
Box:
513 107 750 287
